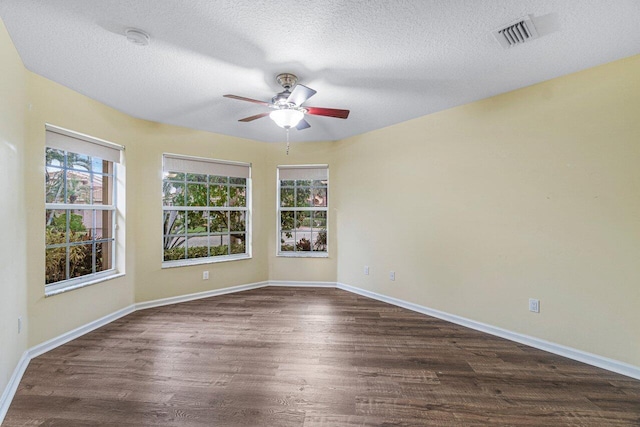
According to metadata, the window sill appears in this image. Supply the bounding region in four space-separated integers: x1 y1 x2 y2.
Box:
277 252 329 258
45 271 125 297
162 253 251 268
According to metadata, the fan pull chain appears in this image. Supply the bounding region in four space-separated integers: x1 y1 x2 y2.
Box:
286 128 290 155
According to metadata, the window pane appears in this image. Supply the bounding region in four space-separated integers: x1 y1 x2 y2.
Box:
280 180 294 187
45 209 67 244
163 238 186 261
66 170 91 204
163 182 185 206
281 211 294 230
230 211 246 232
312 211 327 228
92 173 112 205
45 167 65 203
45 148 65 167
280 232 294 252
210 211 229 233
295 211 310 229
91 158 104 174
296 180 312 186
313 187 327 207
69 208 93 241
230 234 246 254
69 244 93 278
295 232 312 251
209 184 228 207
210 234 229 256
96 241 113 272
164 210 185 235
209 175 228 184
187 211 208 234
312 180 328 187
229 186 246 207
230 177 246 185
67 152 91 171
186 183 207 206
187 236 209 259
94 210 113 239
280 188 294 207
312 230 327 252
296 187 312 207
45 247 67 284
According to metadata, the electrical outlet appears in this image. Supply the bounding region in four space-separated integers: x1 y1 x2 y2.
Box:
529 298 540 313
203 271 209 280
389 271 395 281
364 266 369 275
18 316 22 334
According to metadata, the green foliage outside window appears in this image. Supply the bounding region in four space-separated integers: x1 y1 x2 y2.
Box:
163 171 248 262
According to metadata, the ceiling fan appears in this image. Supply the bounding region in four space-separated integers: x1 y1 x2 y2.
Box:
224 73 350 131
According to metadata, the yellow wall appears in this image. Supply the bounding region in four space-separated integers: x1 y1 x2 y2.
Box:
0 17 28 397
334 55 640 366
25 74 137 346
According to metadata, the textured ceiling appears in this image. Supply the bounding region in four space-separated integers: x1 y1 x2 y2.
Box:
1 1 639 143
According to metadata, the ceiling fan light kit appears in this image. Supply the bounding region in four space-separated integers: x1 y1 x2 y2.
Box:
269 109 304 129
223 73 350 132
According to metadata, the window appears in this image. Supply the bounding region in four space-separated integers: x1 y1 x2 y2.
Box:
45 125 123 293
277 165 328 256
162 154 251 266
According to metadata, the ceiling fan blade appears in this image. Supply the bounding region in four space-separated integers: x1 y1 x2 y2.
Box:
238 112 270 122
305 107 350 119
224 94 271 107
296 119 311 130
287 84 317 106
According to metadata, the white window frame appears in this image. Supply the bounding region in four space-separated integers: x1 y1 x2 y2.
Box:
277 164 329 258
44 124 124 295
162 153 252 268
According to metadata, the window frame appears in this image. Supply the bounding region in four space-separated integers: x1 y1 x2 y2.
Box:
161 153 252 268
44 124 123 295
276 165 329 258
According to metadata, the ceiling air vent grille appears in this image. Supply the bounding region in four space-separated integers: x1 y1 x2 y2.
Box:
493 16 539 49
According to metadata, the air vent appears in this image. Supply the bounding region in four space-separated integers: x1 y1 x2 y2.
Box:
493 15 539 49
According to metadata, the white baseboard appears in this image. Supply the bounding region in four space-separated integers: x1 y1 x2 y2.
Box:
0 351 29 425
268 280 336 288
336 282 640 381
3 280 639 424
28 305 136 359
135 281 269 311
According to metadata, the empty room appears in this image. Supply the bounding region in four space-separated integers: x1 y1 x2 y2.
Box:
1 1 639 425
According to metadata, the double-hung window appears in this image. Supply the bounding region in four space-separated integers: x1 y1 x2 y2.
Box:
162 154 251 266
277 165 328 256
45 125 123 294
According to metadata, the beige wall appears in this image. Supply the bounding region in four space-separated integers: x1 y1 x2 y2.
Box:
334 55 640 366
0 17 28 397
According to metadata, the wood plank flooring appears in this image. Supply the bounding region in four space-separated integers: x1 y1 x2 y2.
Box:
4 287 640 426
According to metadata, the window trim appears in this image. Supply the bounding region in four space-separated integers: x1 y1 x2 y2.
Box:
44 125 124 295
276 164 329 258
161 153 252 268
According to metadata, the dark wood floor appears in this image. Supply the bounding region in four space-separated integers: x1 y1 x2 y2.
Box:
4 287 640 426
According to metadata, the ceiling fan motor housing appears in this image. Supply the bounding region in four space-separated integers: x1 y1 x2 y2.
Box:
276 73 298 90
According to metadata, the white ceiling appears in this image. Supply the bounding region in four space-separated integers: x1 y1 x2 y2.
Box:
1 1 639 143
